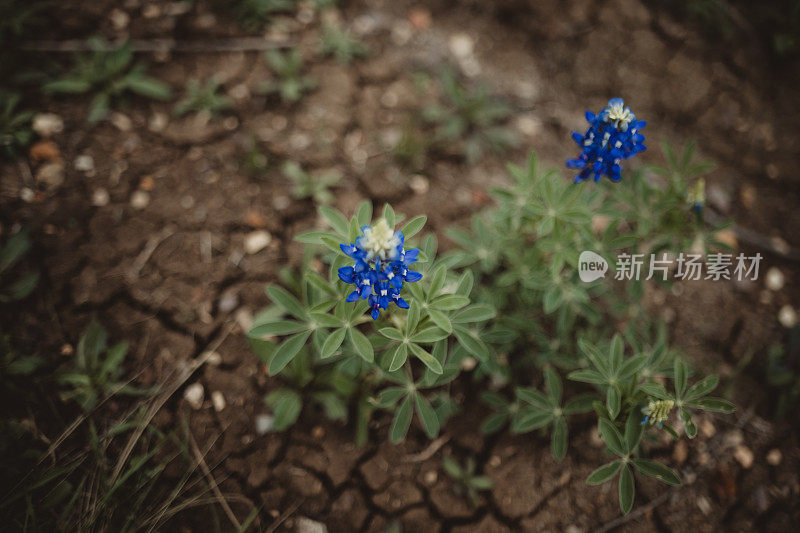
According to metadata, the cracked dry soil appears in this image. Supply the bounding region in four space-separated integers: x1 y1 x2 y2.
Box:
2 0 800 531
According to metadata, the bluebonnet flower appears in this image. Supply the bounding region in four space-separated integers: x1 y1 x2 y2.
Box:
337 219 422 319
567 98 646 183
641 399 674 428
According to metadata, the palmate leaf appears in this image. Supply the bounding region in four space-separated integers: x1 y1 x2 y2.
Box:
268 331 312 374
619 464 635 514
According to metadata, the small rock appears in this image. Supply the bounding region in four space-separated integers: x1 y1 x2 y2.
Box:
203 350 222 366
739 184 756 210
74 154 95 172
516 114 543 137
273 195 290 211
697 495 712 515
218 291 238 313
733 445 754 469
35 162 65 188
408 7 432 30
295 516 327 533
699 418 716 438
20 187 35 202
460 357 477 371
130 190 150 210
765 267 785 291
423 470 438 486
183 382 204 409
409 175 429 195
180 195 195 209
244 210 267 228
766 448 782 466
311 426 325 439
449 33 474 59
723 430 743 448
92 188 110 207
109 8 130 30
245 230 272 254
139 175 155 191
778 305 797 328
32 113 64 137
256 414 275 434
148 112 168 132
211 391 226 412
235 308 253 332
30 140 61 162
110 112 133 131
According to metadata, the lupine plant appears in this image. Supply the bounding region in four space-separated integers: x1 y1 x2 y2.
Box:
319 25 369 64
258 49 317 104
43 37 171 123
281 160 340 204
423 69 518 163
173 77 233 118
441 455 493 507
249 202 495 443
0 92 34 159
249 99 735 514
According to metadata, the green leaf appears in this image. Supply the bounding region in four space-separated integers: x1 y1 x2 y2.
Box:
411 327 449 343
348 328 374 362
511 410 552 433
481 413 509 434
632 459 681 486
624 410 644 452
377 387 407 407
248 320 306 337
684 375 719 402
578 339 608 376
567 369 606 385
266 389 302 430
78 320 107 371
401 215 427 239
309 312 342 328
266 286 307 319
619 464 635 514
390 395 413 443
125 76 172 100
414 393 440 438
427 308 453 333
42 79 91 94
544 366 562 405
609 334 624 374
451 304 495 324
0 229 31 274
598 418 626 457
406 304 421 336
320 328 346 359
409 343 443 374
680 408 697 438
516 387 550 408
674 358 687 397
379 327 405 341
268 331 312 375
100 341 128 377
587 460 623 485
639 382 672 400
607 385 621 420
383 203 396 226
430 295 470 311
690 397 736 414
388 343 409 372
318 205 349 236
551 416 568 461
356 201 372 226
453 326 489 361
618 353 648 379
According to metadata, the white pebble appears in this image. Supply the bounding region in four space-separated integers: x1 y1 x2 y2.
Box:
449 33 474 59
218 291 238 313
245 230 272 254
211 391 226 412
92 188 110 207
148 112 168 132
74 154 95 172
733 445 754 469
130 190 150 210
778 305 797 328
410 175 429 195
203 350 222 366
110 112 133 132
183 382 204 409
256 414 275 434
766 448 782 466
32 113 64 137
765 267 785 291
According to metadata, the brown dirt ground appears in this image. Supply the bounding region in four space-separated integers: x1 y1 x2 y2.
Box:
2 0 800 531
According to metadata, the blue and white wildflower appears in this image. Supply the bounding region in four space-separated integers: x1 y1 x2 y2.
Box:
338 219 422 319
641 399 675 428
567 98 646 183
